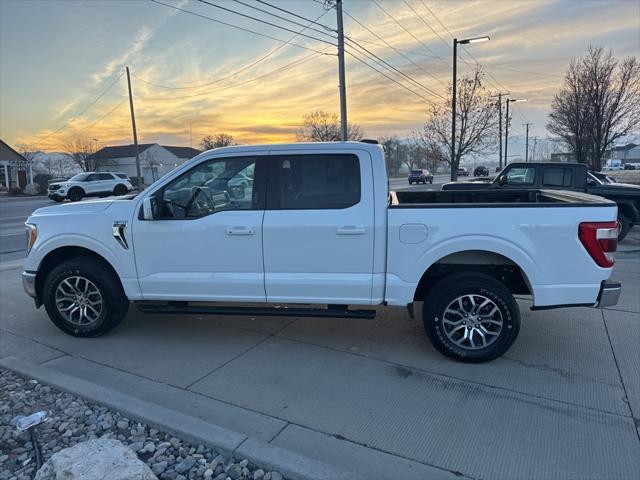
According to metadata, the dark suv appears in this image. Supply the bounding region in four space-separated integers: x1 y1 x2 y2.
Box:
474 165 489 176
408 169 433 184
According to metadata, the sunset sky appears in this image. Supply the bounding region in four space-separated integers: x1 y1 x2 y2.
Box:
1 0 638 158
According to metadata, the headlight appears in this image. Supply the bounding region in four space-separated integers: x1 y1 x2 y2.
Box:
25 223 37 255
64 183 72 187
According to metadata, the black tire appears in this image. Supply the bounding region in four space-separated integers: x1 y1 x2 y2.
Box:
43 258 129 337
409 181 413 185
52 197 63 203
114 184 128 196
617 213 631 242
429 178 433 184
68 188 84 202
422 273 520 363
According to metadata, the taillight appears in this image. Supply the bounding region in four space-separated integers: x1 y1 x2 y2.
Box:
579 222 618 267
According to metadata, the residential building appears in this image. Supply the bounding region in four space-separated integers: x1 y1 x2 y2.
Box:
608 143 639 164
87 143 201 185
0 139 30 189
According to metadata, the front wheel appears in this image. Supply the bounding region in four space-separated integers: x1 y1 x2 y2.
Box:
68 188 83 202
422 273 520 362
429 178 433 184
43 258 129 337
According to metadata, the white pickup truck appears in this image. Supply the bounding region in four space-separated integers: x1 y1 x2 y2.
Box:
23 142 621 362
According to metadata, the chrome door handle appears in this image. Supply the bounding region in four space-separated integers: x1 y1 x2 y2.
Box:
336 226 366 235
226 228 254 236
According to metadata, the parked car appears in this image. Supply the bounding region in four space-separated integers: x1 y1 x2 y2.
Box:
623 164 636 170
48 172 133 202
474 166 489 177
457 167 469 176
408 169 433 184
24 143 620 363
442 162 640 240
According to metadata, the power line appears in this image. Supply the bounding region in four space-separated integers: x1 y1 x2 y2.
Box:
133 9 333 90
346 48 445 107
345 36 446 102
195 0 335 46
343 8 447 94
254 0 336 32
149 0 332 55
403 1 451 51
68 100 126 142
39 71 125 142
372 0 450 72
139 51 329 102
230 0 336 40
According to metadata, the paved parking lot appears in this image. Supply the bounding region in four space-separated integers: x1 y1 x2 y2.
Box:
1 191 639 479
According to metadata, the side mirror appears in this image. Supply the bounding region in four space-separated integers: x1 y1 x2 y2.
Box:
497 175 507 186
587 178 597 187
142 197 157 220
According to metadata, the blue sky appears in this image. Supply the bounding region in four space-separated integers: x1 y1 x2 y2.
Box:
1 0 638 160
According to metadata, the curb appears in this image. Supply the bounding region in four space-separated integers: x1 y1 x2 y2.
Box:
0 356 362 480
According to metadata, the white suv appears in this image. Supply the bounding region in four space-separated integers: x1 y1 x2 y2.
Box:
48 172 133 202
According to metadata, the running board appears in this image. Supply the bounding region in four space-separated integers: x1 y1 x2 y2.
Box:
137 303 377 320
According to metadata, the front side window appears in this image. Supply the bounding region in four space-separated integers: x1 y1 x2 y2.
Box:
276 154 360 209
156 156 259 219
542 168 573 187
504 167 535 185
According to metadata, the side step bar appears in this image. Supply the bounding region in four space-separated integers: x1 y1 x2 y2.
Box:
137 303 377 320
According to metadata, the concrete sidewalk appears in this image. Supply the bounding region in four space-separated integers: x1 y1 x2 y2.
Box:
1 234 639 479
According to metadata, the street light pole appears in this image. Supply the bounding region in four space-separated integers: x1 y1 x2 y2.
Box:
126 66 142 186
504 98 526 166
523 123 532 162
336 0 347 141
451 36 490 181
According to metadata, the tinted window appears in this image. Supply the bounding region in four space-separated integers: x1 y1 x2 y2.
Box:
410 170 422 175
97 173 113 180
69 173 89 182
542 168 573 187
115 173 128 179
158 156 259 219
505 167 535 185
277 154 360 209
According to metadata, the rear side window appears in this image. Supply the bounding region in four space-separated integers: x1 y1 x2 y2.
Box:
97 173 113 180
542 168 573 187
276 154 361 209
115 173 128 179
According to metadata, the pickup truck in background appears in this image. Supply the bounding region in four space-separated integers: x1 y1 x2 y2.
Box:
442 162 640 240
23 143 621 362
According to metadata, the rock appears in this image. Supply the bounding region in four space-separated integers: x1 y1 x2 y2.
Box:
129 441 145 452
176 475 187 480
144 441 156 453
226 464 242 480
152 460 168 475
271 472 283 480
174 456 196 473
34 438 157 480
204 468 214 478
213 474 227 480
239 459 249 468
253 468 265 480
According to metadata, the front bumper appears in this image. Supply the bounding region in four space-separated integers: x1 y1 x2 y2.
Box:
597 281 621 308
22 271 37 298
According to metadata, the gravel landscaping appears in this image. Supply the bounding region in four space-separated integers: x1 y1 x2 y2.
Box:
0 369 285 480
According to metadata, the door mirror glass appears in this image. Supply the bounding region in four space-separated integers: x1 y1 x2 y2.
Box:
587 178 597 187
229 185 245 200
142 197 157 220
497 175 507 186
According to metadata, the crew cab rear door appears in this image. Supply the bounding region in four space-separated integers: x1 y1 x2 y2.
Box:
262 150 375 304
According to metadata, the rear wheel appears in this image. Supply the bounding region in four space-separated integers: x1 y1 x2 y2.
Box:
68 188 83 202
114 184 128 196
422 273 520 362
43 258 129 337
617 213 631 242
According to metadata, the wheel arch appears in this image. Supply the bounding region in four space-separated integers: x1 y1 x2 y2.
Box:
413 249 535 303
34 245 124 306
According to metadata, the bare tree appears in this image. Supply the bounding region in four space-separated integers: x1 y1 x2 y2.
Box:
64 139 100 172
297 111 364 142
143 151 160 183
420 68 498 180
378 135 403 176
201 133 235 150
548 46 640 171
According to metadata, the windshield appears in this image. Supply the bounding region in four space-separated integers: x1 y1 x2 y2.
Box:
68 173 89 182
589 171 614 184
410 170 422 174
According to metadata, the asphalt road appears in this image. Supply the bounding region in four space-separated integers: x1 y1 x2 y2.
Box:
0 196 53 266
1 186 639 479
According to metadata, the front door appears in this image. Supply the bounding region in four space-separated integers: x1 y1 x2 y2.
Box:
132 154 267 301
262 151 375 305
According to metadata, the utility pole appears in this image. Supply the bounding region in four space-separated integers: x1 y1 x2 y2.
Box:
126 66 142 186
523 123 532 162
492 92 508 170
336 0 347 141
451 38 458 181
504 99 510 166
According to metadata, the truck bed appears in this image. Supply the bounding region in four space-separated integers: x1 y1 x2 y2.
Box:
391 189 614 207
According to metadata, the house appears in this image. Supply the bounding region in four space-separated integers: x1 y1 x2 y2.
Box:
608 143 640 164
0 139 30 189
87 143 201 185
